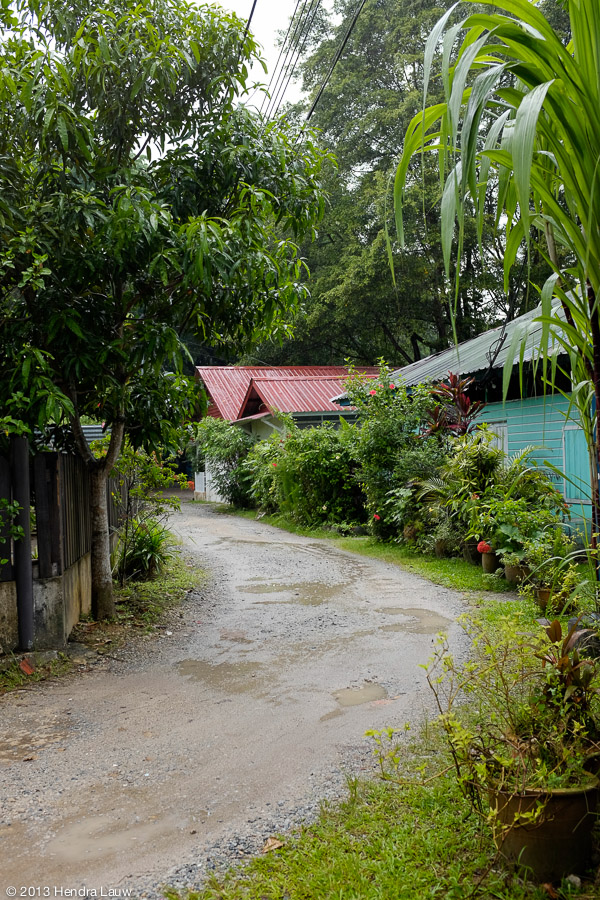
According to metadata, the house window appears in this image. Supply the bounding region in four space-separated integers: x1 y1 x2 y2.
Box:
486 421 508 454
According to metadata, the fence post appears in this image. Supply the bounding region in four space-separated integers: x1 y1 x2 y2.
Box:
0 454 12 581
10 435 34 650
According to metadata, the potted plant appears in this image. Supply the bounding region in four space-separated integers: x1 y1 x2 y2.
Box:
477 539 500 574
520 530 578 612
427 616 600 881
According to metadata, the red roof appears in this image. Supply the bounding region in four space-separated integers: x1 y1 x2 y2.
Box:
196 366 379 421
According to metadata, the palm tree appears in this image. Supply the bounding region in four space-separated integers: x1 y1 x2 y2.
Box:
394 0 600 549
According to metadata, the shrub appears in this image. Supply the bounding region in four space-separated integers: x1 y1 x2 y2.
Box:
245 434 283 512
189 418 255 507
271 422 363 526
113 517 174 581
99 439 187 585
346 371 444 538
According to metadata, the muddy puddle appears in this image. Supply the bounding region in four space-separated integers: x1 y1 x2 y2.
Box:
45 812 182 863
376 607 451 635
237 581 346 606
320 683 388 721
174 658 267 694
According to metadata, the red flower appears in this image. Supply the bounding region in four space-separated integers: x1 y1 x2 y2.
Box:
389 383 395 390
373 514 381 521
272 462 277 467
477 540 492 554
369 389 377 396
187 481 194 491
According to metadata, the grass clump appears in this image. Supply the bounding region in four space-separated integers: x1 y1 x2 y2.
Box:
0 653 73 693
114 550 205 628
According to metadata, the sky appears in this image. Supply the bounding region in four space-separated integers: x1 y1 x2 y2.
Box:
217 0 304 106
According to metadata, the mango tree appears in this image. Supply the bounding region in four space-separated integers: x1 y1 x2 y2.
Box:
0 0 330 617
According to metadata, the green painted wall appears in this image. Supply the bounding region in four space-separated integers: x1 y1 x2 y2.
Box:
482 394 592 511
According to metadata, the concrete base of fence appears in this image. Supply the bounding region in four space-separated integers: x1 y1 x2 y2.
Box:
0 553 92 653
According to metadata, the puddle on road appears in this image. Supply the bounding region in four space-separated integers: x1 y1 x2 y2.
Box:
45 813 181 863
334 683 388 706
376 607 451 635
219 629 253 644
238 581 346 606
320 683 388 721
175 658 266 693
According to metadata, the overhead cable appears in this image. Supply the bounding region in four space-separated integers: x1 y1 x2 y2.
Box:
259 0 304 114
263 0 313 118
304 0 368 124
268 0 323 120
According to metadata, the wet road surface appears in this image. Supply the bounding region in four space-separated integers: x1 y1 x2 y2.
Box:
0 502 467 894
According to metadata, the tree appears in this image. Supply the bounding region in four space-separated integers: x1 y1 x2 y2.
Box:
0 0 329 617
394 0 600 549
251 0 566 368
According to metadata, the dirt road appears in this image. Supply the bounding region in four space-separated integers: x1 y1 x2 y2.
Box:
0 502 466 896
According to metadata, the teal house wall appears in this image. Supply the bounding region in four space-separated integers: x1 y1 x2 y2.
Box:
391 303 593 528
481 394 592 518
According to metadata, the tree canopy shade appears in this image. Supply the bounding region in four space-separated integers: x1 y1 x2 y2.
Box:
394 0 600 545
0 0 330 617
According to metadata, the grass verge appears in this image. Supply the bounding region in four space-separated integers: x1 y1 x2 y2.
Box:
164 736 594 900
231 509 512 595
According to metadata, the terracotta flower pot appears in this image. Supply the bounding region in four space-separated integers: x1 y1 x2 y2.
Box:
489 781 599 881
481 551 499 574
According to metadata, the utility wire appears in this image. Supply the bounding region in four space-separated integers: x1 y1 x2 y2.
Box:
304 0 368 124
259 0 304 114
240 0 258 50
269 0 323 120
263 0 312 118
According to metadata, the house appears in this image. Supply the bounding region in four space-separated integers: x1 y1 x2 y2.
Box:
194 365 380 499
389 301 592 520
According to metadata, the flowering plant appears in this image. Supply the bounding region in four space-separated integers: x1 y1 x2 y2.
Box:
477 540 492 554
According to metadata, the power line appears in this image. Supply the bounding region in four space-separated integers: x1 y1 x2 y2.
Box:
259 0 304 114
304 0 367 124
269 0 323 120
263 0 313 118
240 0 258 49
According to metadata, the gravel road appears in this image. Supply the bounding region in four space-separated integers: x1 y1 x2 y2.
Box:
0 501 468 897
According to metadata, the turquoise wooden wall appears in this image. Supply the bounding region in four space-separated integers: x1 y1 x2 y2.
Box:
481 394 592 514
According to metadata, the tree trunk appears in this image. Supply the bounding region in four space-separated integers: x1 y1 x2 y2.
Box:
90 465 115 619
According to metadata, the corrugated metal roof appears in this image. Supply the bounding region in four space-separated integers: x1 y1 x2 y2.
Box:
392 300 566 386
196 366 380 421
243 376 356 415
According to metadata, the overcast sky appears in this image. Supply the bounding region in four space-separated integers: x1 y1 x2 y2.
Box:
218 0 304 106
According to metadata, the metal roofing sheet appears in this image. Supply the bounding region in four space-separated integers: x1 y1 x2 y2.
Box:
391 300 566 386
247 376 355 414
195 366 380 421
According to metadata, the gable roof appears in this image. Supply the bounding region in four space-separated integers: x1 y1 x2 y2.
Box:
392 299 565 386
235 375 355 421
196 365 380 421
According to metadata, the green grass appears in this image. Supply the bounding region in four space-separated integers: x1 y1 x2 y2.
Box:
0 652 73 692
231 509 512 595
113 550 205 627
164 741 589 900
